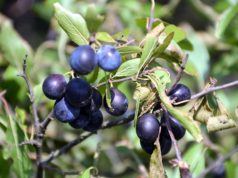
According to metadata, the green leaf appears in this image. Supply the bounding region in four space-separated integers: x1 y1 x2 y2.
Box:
105 81 112 108
2 114 32 177
215 3 238 38
96 32 116 43
183 144 206 177
153 32 174 59
0 18 33 68
186 31 209 87
165 24 186 43
133 99 141 127
85 4 104 32
79 167 96 178
147 72 203 142
114 58 140 78
117 46 142 56
149 146 166 178
137 35 158 76
54 3 89 45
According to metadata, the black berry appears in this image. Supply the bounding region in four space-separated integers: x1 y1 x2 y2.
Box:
160 134 172 155
82 88 102 113
161 113 186 140
42 74 67 100
97 45 122 71
140 133 172 155
136 113 160 143
104 88 128 116
168 83 191 104
69 111 90 129
70 45 97 75
53 97 80 123
83 110 103 132
65 78 92 107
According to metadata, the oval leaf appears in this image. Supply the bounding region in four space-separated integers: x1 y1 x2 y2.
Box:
96 32 116 43
114 58 140 78
118 46 142 56
54 3 89 45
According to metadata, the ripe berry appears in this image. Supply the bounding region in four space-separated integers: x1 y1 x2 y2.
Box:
140 134 172 155
82 88 102 113
42 74 67 100
53 97 80 123
65 78 92 107
104 87 128 116
69 111 90 129
97 45 122 71
83 110 103 132
160 134 172 155
161 114 186 140
136 113 160 143
140 140 155 154
168 83 191 104
70 45 97 75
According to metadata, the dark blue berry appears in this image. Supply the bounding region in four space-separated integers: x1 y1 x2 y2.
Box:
140 134 172 155
104 88 128 116
97 45 121 71
65 78 92 107
160 134 172 155
82 88 102 113
70 45 97 75
136 113 160 143
53 97 80 123
42 74 67 100
83 110 103 132
69 111 90 129
161 113 186 140
168 83 191 105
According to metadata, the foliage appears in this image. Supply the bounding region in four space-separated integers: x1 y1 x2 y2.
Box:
0 0 238 178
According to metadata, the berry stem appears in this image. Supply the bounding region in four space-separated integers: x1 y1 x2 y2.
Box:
163 108 192 178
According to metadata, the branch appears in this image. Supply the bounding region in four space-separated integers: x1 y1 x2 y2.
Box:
163 109 192 178
42 113 134 164
197 145 238 178
174 80 238 105
18 55 40 133
168 54 189 93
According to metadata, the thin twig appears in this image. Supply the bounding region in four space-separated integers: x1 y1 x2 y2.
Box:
167 54 189 93
42 113 134 164
40 110 54 134
147 0 155 32
163 109 192 178
197 145 238 178
18 55 43 178
174 80 238 105
19 140 39 147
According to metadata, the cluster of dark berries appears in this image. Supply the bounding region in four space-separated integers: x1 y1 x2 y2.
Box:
42 45 128 132
136 84 191 155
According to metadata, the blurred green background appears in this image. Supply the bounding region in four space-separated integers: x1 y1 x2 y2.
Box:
0 0 238 178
